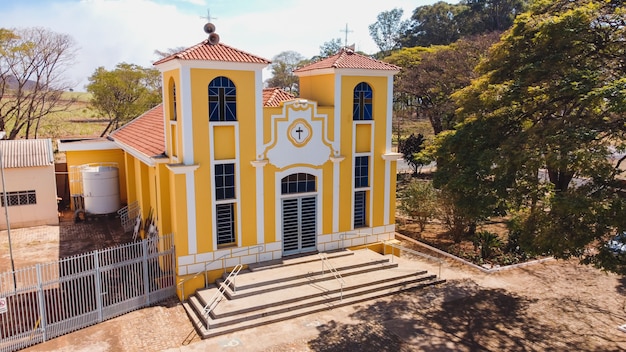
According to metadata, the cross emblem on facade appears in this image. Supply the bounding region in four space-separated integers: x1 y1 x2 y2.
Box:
288 120 311 146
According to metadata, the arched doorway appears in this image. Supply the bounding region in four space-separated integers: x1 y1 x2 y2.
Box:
281 173 317 255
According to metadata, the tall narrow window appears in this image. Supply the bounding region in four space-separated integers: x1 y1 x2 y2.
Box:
215 163 235 200
353 82 373 121
172 83 177 121
215 163 236 245
354 156 369 188
208 76 237 122
354 156 369 228
216 203 235 245
354 191 366 228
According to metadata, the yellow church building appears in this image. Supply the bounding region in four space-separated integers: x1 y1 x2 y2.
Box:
59 28 401 298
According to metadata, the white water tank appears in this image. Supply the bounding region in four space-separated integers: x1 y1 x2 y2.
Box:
81 165 120 215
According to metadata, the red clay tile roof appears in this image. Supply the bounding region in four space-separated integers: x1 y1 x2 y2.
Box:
263 88 295 107
110 104 165 158
294 49 399 73
153 40 271 65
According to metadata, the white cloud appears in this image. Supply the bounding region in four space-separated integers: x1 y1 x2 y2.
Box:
1 0 437 90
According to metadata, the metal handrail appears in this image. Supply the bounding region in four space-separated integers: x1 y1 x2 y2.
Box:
177 245 264 300
202 264 243 327
339 232 358 249
384 242 444 279
318 253 346 302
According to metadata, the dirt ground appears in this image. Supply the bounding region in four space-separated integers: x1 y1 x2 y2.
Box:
3 215 626 351
0 211 132 271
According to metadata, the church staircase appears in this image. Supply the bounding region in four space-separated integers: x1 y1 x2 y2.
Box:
182 248 445 339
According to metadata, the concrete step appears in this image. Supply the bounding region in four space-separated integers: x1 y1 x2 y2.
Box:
183 275 445 339
246 250 354 272
208 272 437 321
219 249 389 290
182 249 446 339
217 259 401 299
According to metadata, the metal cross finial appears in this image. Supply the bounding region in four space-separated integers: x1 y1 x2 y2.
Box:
202 9 217 22
340 23 353 47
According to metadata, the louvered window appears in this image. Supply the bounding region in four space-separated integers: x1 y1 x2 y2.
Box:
216 203 235 245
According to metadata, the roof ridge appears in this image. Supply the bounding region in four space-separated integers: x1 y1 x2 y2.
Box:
154 40 270 65
294 49 399 73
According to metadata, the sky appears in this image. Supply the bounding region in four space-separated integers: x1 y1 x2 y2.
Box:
1 0 444 91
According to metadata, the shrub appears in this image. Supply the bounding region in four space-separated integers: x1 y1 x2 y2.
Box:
398 180 439 231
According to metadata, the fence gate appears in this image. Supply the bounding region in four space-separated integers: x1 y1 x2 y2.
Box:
0 235 175 352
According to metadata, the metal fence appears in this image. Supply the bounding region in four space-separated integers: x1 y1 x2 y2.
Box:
0 235 176 352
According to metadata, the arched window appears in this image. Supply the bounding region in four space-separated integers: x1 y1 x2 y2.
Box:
281 173 316 194
353 82 373 121
208 76 236 121
168 78 177 121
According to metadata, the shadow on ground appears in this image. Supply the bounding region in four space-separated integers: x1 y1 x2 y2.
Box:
307 278 625 352
58 211 132 258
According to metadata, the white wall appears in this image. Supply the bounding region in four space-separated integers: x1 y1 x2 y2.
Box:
0 165 59 230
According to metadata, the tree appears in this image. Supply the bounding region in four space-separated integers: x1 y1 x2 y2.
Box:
0 27 78 139
398 179 439 231
387 33 500 135
368 8 409 56
458 0 529 35
86 63 161 136
399 133 427 174
153 46 187 60
318 38 343 59
398 0 527 47
265 51 304 94
434 0 626 271
400 1 465 47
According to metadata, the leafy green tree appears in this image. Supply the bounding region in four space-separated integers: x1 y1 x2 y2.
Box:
434 0 626 270
0 27 78 139
458 0 529 35
399 0 526 47
399 133 427 174
265 51 304 94
368 8 408 56
86 63 161 136
318 38 343 59
400 2 465 47
387 33 499 135
398 179 439 231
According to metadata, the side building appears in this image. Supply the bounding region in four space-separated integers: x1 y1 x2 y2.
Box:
0 139 59 230
59 30 401 298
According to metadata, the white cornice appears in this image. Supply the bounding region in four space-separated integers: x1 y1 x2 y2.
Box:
166 163 200 174
57 139 119 152
156 59 268 72
382 152 403 161
295 68 399 78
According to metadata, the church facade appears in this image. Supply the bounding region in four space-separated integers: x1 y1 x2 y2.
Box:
59 28 401 297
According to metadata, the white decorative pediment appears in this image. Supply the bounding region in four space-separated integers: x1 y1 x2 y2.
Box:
261 100 336 169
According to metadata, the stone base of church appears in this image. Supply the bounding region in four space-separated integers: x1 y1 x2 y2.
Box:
176 224 396 277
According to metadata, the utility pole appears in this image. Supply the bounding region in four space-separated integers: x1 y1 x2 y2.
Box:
0 134 16 291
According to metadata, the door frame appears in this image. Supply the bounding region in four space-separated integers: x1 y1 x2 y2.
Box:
275 168 322 256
